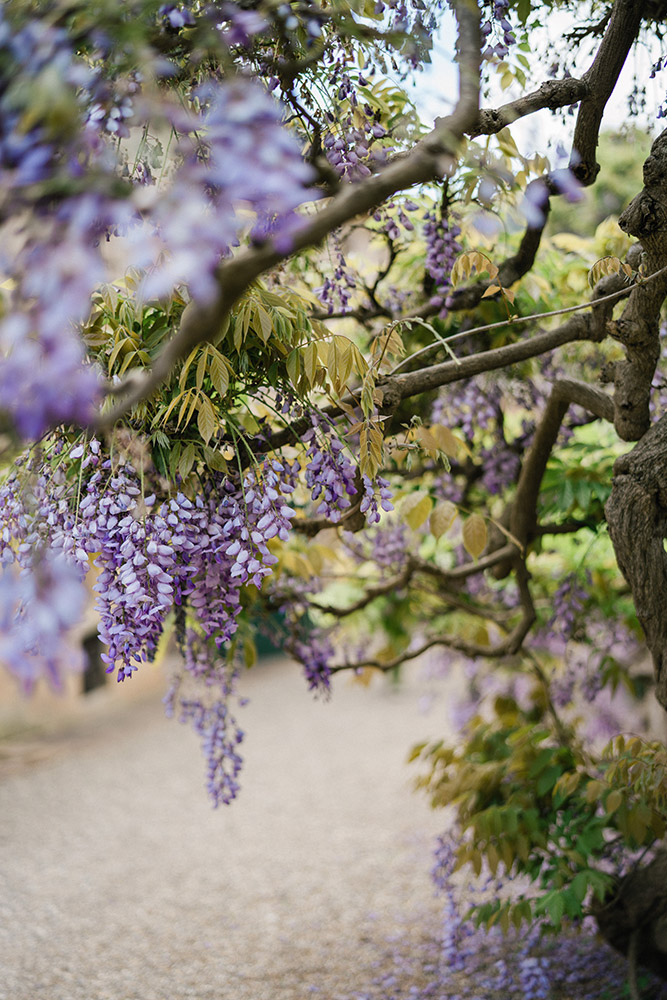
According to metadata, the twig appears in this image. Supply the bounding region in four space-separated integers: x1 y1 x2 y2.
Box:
389 276 652 376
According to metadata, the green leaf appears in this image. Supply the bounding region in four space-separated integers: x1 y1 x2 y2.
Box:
571 871 590 904
286 348 300 386
197 395 218 445
208 350 230 397
244 636 257 668
516 0 531 24
178 442 196 480
536 765 561 796
546 891 565 928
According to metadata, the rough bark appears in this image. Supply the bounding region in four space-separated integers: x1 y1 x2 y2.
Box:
605 132 667 709
593 849 667 980
606 414 667 710
611 129 667 441
570 0 645 185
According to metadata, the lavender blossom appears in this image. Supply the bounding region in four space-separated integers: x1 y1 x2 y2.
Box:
0 551 86 692
304 421 358 522
140 80 315 302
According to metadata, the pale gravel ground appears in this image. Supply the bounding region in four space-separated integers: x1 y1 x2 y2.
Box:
0 656 453 1000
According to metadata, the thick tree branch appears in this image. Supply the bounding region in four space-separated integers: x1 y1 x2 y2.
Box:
387 263 643 401
593 848 667 979
490 373 615 580
392 274 638 373
570 0 645 185
501 378 614 565
536 518 602 536
469 77 588 137
388 312 594 401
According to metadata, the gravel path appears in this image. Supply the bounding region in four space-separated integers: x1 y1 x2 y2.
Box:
0 657 452 1000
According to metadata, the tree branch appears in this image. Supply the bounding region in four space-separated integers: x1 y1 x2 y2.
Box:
412 544 516 581
492 377 614 579
570 0 645 185
329 565 535 672
309 544 516 619
512 378 613 539
391 270 639 374
469 77 588 138
310 561 413 617
388 312 594 401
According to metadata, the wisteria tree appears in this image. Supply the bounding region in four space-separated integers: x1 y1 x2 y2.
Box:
3 0 667 988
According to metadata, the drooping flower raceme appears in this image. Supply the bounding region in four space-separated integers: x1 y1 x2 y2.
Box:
303 420 358 523
0 550 86 693
0 13 114 439
423 207 462 314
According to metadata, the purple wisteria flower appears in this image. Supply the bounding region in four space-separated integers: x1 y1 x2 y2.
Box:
138 80 316 302
0 552 86 692
424 208 462 314
164 631 245 807
359 475 394 524
294 633 334 696
304 421 358 522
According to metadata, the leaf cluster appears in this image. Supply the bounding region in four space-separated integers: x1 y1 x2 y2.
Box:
413 700 667 935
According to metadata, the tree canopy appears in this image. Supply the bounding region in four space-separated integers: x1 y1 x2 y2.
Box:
2 0 667 985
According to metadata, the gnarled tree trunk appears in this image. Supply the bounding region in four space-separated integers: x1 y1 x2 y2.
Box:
606 129 667 707
592 850 667 979
602 130 667 978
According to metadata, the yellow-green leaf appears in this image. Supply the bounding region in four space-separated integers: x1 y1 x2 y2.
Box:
197 395 217 444
208 351 229 397
160 390 186 424
462 514 487 559
401 492 433 531
606 789 623 814
179 346 199 388
244 636 257 668
431 424 471 459
256 303 273 343
430 500 458 539
302 341 319 386
195 348 208 390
